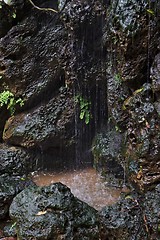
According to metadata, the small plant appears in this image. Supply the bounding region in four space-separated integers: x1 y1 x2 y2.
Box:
9 221 17 231
146 9 154 16
75 95 91 124
114 73 122 85
0 90 24 115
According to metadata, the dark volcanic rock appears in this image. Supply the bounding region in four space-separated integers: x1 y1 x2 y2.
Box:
100 196 147 240
0 0 159 238
107 73 130 130
104 0 159 89
123 84 160 191
92 129 125 185
151 53 160 94
100 187 160 240
0 175 34 220
10 182 100 240
143 184 160 240
100 184 160 240
0 144 39 176
151 52 160 115
0 13 66 109
3 88 75 150
0 0 27 38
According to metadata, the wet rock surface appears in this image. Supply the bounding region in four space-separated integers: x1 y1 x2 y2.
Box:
93 129 125 185
0 0 159 239
0 176 34 220
10 182 101 240
100 184 160 240
0 144 39 176
100 196 147 240
3 88 75 150
123 84 160 191
0 14 66 108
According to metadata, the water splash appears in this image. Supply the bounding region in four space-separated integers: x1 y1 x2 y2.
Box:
33 167 123 210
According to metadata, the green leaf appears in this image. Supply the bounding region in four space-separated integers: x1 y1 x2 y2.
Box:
16 98 24 107
146 9 154 15
12 12 16 18
134 88 144 94
115 125 119 132
80 110 85 120
3 0 12 6
125 195 133 200
85 111 90 124
7 97 14 109
0 90 24 115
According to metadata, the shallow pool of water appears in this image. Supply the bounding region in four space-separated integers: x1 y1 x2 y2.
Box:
33 168 122 210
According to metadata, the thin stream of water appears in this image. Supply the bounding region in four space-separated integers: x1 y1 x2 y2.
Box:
33 167 122 211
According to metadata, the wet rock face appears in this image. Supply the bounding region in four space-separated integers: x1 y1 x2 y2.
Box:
0 0 26 38
151 53 160 94
0 13 66 108
92 0 160 191
0 176 34 220
0 0 78 169
151 52 160 115
93 129 125 185
143 184 160 239
10 182 101 240
107 74 130 130
0 144 39 176
100 197 147 240
100 186 160 240
123 84 160 191
104 0 159 89
3 88 75 149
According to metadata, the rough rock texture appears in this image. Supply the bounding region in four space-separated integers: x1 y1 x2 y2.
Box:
0 176 34 219
93 0 160 191
104 0 159 89
10 182 101 240
100 184 160 240
0 0 107 170
151 52 160 115
92 129 125 186
123 84 160 191
0 0 160 239
100 196 148 240
0 144 39 176
0 14 66 107
3 88 74 149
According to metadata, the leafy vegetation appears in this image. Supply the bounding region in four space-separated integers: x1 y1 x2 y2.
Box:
146 9 154 16
0 90 24 115
114 73 122 85
75 95 91 124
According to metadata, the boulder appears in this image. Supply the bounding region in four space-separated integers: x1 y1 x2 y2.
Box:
0 175 34 219
10 182 101 240
100 185 160 240
0 144 39 176
92 129 125 185
3 88 75 150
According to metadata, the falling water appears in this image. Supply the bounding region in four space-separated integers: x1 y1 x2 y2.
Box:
32 0 124 211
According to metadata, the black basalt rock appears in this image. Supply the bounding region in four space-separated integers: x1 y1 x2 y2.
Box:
10 182 101 240
0 175 34 220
